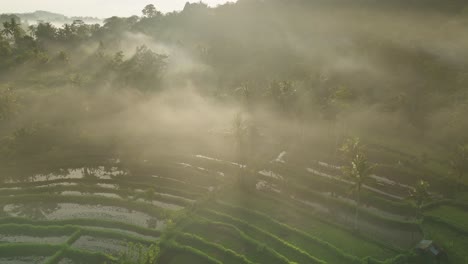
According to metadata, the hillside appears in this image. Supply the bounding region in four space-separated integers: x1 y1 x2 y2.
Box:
0 0 467 263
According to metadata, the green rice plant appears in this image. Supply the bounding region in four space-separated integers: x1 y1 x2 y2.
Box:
62 247 116 264
158 239 222 264
175 232 254 264
80 227 156 245
117 243 160 264
199 209 349 264
422 220 468 264
0 223 76 237
0 175 203 200
66 230 82 245
211 195 396 259
0 184 191 207
292 186 419 230
44 248 67 264
181 219 293 264
424 205 468 233
0 243 61 257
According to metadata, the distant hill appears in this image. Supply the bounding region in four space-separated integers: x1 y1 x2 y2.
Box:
1 10 102 26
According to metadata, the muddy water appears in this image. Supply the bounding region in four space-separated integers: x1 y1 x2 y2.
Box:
274 151 287 163
258 170 284 180
4 203 164 229
84 227 159 241
96 183 119 189
6 167 126 184
58 259 74 264
60 191 122 199
136 198 184 210
71 235 129 256
195 154 246 168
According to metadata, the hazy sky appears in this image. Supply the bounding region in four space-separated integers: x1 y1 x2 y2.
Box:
1 0 236 18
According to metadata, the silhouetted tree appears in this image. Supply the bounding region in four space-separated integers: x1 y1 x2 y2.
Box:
408 179 431 217
340 137 363 161
1 18 24 41
342 153 374 230
142 4 161 18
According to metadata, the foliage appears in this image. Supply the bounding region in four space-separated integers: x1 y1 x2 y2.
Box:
340 137 364 160
342 153 374 192
0 1 468 263
142 4 161 18
118 243 160 264
409 180 431 212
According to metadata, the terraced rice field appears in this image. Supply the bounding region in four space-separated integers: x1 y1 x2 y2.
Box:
0 150 462 263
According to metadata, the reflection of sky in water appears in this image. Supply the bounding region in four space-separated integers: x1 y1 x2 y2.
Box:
4 203 164 229
6 167 126 183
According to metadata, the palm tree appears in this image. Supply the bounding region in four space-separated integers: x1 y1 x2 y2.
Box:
232 112 250 187
1 18 23 40
231 112 261 191
340 137 363 160
342 153 374 230
409 179 430 217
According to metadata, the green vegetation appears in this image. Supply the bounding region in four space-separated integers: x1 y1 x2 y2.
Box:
422 220 468 264
425 206 468 233
1 0 468 263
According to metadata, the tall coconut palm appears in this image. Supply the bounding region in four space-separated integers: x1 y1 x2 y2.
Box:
342 153 374 230
340 137 363 161
232 112 248 182
409 179 430 217
231 112 262 190
232 112 247 156
1 18 23 41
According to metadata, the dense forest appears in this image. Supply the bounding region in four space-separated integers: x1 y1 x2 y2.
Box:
1 0 468 263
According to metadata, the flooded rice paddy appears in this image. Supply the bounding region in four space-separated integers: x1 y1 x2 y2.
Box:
3 203 163 229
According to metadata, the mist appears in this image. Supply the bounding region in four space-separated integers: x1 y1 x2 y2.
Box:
1 1 468 263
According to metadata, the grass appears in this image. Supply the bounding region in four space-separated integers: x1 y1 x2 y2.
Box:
0 243 61 257
66 230 82 245
199 208 352 264
60 247 116 264
425 205 468 232
292 185 419 229
159 240 222 264
183 218 291 264
275 161 413 215
175 232 254 264
0 223 76 237
0 221 160 263
217 190 397 260
0 148 454 264
0 184 192 208
422 220 468 264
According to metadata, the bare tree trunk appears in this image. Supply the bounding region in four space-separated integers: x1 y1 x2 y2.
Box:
354 188 360 230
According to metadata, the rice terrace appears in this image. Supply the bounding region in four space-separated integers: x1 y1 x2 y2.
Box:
0 0 468 263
